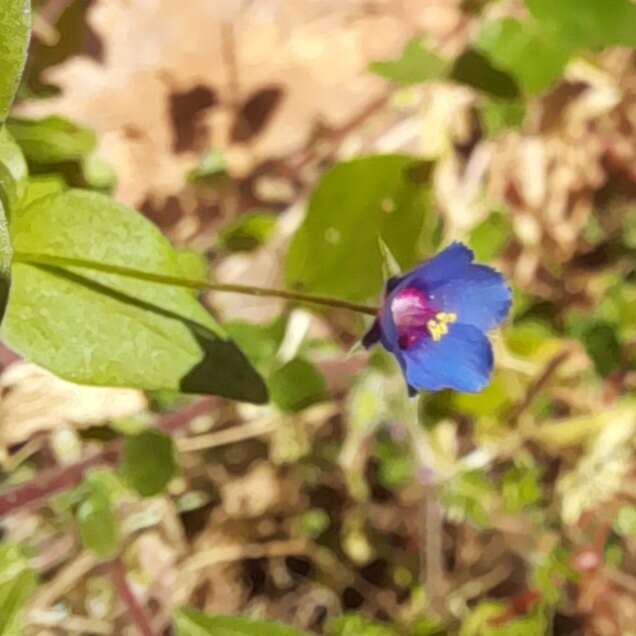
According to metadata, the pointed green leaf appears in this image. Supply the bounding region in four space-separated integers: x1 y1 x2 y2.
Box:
377 236 402 280
450 49 520 99
0 0 31 123
370 38 448 85
175 609 308 636
2 189 267 402
76 476 120 559
476 18 571 94
286 155 434 301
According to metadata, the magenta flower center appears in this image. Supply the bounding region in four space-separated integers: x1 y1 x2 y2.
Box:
391 288 434 349
391 287 457 349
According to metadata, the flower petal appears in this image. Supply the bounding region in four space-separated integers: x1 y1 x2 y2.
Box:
428 264 511 331
391 242 511 332
402 323 493 393
408 241 475 285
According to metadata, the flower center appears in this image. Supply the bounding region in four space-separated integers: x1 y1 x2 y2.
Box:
391 287 457 349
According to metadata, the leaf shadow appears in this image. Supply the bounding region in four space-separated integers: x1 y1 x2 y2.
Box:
36 264 268 403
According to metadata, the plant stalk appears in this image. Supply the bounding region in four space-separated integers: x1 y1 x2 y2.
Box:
13 251 379 316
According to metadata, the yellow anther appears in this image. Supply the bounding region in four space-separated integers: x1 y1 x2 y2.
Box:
427 312 457 342
427 319 442 341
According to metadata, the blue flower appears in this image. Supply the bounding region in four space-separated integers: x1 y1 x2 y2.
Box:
362 242 511 395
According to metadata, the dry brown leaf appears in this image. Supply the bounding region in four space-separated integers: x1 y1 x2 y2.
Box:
20 0 462 207
0 362 146 448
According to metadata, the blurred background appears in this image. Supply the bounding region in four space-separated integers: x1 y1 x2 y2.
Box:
2 0 636 634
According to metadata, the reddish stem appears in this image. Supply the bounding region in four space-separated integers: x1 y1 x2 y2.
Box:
0 398 216 518
0 447 120 517
108 558 157 636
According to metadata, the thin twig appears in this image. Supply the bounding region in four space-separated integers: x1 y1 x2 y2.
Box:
177 416 276 452
424 490 444 614
108 558 157 636
508 348 573 424
402 399 446 614
178 539 308 576
30 550 99 610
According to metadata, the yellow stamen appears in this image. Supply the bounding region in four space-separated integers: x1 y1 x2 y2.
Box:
427 312 458 342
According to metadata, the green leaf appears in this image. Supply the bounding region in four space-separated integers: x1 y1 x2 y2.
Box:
120 428 177 497
0 543 37 635
7 115 96 165
2 189 267 402
286 155 433 301
219 211 277 253
614 505 636 537
450 49 520 99
76 477 120 559
0 126 28 211
369 38 448 85
20 174 66 208
225 317 287 374
479 98 525 136
476 18 571 94
175 609 308 636
468 211 511 261
579 321 621 377
377 236 402 280
268 357 326 413
526 0 636 50
81 153 116 191
0 0 31 123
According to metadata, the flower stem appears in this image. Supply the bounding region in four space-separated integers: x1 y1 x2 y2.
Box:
108 558 157 636
13 251 379 316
